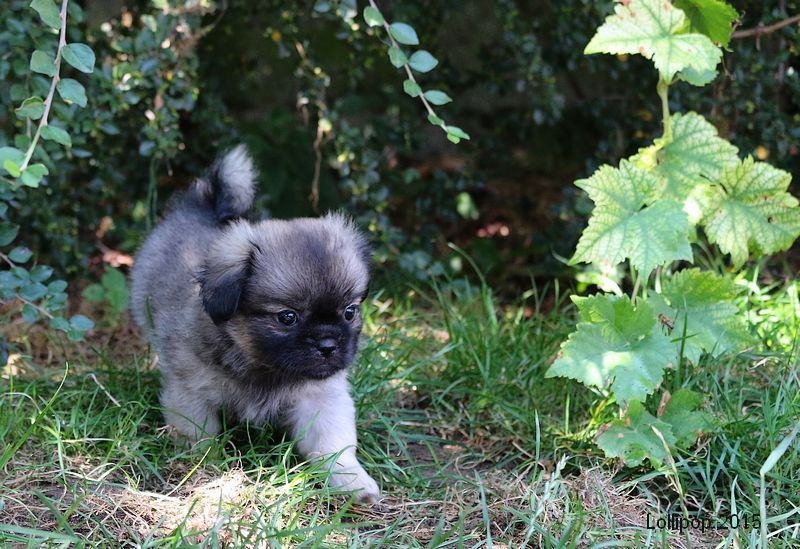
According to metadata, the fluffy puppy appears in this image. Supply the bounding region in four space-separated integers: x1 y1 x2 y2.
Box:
130 146 379 502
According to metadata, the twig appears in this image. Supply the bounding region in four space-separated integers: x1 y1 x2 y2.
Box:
310 119 324 212
368 0 438 121
20 0 70 171
89 373 121 406
732 13 800 39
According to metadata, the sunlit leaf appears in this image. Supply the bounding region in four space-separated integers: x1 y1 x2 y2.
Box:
700 157 800 267
389 22 419 45
546 294 673 404
585 0 722 82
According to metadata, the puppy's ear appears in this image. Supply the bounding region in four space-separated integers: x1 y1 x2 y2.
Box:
198 221 256 323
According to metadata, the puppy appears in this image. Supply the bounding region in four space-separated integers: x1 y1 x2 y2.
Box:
130 146 379 502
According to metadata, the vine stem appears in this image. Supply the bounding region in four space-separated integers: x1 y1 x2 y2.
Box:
20 0 70 172
367 0 439 124
656 78 671 141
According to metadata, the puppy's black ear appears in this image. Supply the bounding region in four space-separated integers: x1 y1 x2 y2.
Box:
198 264 250 323
198 222 255 323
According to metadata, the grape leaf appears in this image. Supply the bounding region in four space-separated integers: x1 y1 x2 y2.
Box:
659 389 713 448
655 112 738 201
673 0 738 47
596 400 676 467
700 157 800 267
655 269 752 363
585 0 722 82
547 295 674 404
572 160 692 276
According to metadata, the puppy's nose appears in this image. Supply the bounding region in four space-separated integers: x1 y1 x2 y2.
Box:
316 338 338 356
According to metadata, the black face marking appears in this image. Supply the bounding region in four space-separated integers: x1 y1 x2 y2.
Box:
240 295 363 382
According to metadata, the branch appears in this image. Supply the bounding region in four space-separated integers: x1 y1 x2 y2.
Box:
732 13 800 39
20 0 70 171
368 0 438 120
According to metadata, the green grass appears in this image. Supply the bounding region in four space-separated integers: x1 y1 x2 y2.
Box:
1 277 798 547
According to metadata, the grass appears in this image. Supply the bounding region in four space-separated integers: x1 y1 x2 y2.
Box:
1 275 799 547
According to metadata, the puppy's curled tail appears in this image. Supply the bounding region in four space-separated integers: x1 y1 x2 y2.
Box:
193 145 257 223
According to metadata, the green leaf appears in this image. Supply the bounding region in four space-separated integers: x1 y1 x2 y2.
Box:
656 269 752 362
403 79 421 97
29 265 53 282
456 192 479 220
20 282 48 301
650 112 739 208
700 157 800 267
673 0 738 47
585 0 722 82
388 47 407 68
571 160 692 276
8 247 33 263
597 400 676 467
16 96 45 120
0 223 20 246
21 163 49 188
408 50 438 73
427 114 444 126
445 125 469 139
56 78 87 107
48 280 67 293
546 295 674 404
3 160 21 178
41 125 72 147
659 389 713 448
423 90 452 105
389 22 419 45
61 43 95 73
50 316 70 332
81 283 105 303
69 314 94 332
30 0 62 29
0 147 25 167
30 50 56 76
363 6 384 27
101 267 129 314
22 303 38 323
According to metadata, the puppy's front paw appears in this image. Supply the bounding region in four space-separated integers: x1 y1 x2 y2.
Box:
329 467 380 504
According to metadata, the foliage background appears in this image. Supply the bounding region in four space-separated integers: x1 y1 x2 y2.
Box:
2 0 798 291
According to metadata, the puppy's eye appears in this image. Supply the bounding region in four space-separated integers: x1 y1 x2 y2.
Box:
343 304 359 322
277 310 298 326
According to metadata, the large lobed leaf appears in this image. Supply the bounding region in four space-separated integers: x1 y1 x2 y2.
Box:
596 400 676 467
597 389 712 466
654 112 738 206
547 294 674 404
673 0 738 47
660 388 713 448
700 157 800 267
654 268 752 363
585 0 722 83
572 160 692 276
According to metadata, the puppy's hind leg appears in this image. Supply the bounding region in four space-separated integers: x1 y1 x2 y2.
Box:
160 372 221 441
286 373 380 503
